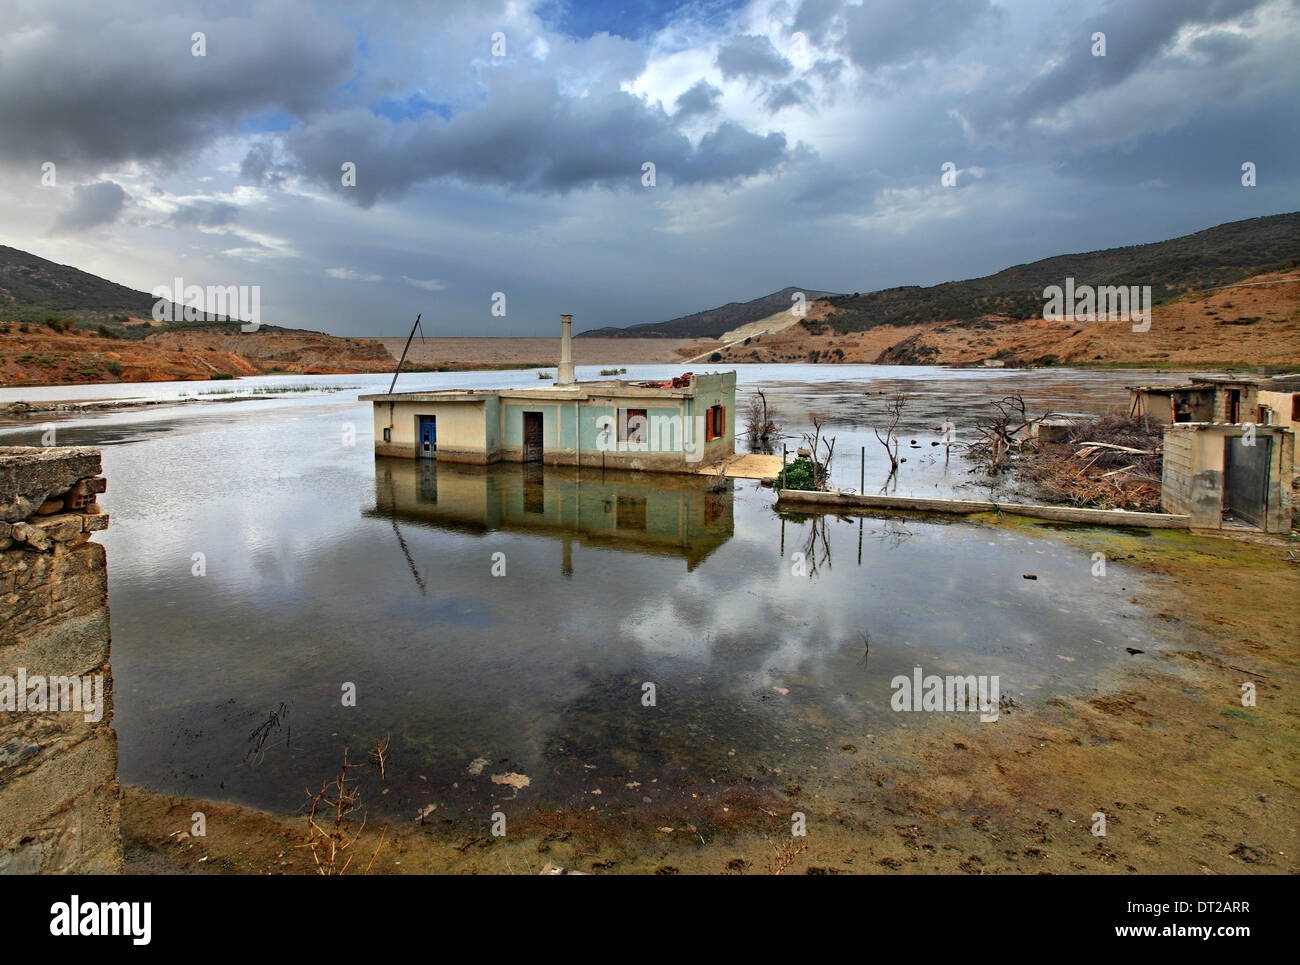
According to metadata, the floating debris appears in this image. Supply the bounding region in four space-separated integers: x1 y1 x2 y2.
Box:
491 772 531 790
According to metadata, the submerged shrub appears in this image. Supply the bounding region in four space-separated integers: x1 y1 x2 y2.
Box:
774 456 823 491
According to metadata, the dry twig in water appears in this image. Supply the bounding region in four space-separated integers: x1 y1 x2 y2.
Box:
369 734 391 780
766 835 809 875
302 749 387 875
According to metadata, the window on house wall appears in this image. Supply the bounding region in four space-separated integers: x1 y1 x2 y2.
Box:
705 492 722 526
618 408 647 443
1293 395 1300 422
705 404 726 441
616 495 647 530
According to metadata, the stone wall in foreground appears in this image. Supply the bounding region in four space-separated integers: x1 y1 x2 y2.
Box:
0 446 120 874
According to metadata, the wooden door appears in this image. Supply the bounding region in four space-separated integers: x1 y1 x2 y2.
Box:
523 412 543 462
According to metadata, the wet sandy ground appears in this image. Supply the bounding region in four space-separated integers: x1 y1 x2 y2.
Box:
124 516 1299 875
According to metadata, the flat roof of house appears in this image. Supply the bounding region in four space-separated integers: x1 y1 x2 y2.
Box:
1128 383 1216 393
360 379 718 404
1260 375 1300 391
1189 376 1263 386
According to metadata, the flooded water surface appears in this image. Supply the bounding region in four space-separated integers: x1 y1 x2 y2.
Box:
0 365 1169 826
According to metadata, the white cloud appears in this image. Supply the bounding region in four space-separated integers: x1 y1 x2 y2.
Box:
327 267 383 281
402 276 447 291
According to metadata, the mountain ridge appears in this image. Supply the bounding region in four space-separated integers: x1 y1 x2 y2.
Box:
585 212 1300 339
579 286 841 338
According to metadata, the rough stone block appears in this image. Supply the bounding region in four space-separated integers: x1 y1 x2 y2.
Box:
0 729 117 845
9 522 52 552
28 513 84 543
0 447 102 523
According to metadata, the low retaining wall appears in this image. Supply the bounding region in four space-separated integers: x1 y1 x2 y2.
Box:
775 489 1191 528
0 446 120 874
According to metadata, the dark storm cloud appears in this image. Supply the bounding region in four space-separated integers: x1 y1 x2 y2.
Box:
793 0 993 70
167 200 240 228
674 80 724 119
1012 0 1266 120
280 70 796 203
0 0 353 167
239 141 293 187
53 180 128 232
715 34 793 79
792 0 841 37
674 123 791 184
763 79 814 113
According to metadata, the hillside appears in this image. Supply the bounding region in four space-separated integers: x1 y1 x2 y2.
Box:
702 268 1300 369
0 244 156 316
0 326 394 387
583 213 1300 341
0 244 310 336
580 286 840 338
818 212 1300 333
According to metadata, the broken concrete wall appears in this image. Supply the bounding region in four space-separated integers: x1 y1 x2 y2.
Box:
0 446 120 874
1210 384 1259 423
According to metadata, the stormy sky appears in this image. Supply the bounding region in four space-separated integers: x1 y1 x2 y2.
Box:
1 0 1296 336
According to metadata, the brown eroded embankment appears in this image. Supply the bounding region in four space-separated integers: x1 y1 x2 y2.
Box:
711 270 1300 369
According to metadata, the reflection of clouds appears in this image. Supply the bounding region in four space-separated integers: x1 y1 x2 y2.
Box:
97 378 1163 816
620 526 880 691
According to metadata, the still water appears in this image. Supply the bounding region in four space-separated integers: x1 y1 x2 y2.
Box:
0 365 1167 825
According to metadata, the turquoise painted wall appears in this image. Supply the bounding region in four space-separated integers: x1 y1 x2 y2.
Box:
484 396 501 451
493 375 735 460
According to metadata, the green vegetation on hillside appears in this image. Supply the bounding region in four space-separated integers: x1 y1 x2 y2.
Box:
0 244 313 335
821 213 1300 334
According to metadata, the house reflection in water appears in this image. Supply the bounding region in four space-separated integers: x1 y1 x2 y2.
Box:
367 457 735 574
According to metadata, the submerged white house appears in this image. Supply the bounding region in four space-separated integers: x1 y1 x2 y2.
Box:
360 315 737 472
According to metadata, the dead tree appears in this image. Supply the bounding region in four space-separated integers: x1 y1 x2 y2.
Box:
744 389 779 451
967 394 1054 475
802 414 836 490
872 391 908 486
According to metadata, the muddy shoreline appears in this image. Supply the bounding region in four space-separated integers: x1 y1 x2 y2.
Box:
121 515 1299 874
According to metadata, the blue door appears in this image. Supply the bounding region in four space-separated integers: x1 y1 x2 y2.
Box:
418 416 436 459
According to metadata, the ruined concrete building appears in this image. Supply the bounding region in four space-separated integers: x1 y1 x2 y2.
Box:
362 315 737 472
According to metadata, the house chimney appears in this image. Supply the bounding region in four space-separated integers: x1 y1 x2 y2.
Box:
558 313 575 385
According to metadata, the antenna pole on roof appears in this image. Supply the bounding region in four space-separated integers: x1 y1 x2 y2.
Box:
388 313 422 395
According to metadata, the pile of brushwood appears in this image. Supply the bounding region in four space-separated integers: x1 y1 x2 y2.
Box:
1023 414 1164 511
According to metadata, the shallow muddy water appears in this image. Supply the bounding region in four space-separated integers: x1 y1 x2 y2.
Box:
0 365 1170 826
